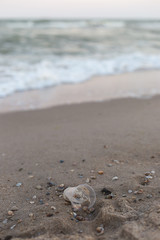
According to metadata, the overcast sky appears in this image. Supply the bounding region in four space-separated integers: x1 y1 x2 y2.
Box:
0 0 160 19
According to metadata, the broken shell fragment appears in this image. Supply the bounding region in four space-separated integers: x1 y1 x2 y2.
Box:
63 184 96 210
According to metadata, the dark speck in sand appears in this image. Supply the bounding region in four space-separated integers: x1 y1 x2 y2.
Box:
4 236 12 240
82 159 86 162
78 174 84 178
101 188 112 196
60 160 64 163
47 181 55 187
39 199 44 205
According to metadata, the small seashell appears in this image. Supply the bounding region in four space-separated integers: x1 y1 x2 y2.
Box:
96 226 104 235
90 176 96 179
8 211 14 216
112 176 118 181
98 171 104 175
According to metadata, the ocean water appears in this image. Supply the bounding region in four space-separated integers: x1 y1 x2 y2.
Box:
0 19 160 97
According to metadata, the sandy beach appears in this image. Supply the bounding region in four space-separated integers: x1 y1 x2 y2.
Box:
1 70 160 239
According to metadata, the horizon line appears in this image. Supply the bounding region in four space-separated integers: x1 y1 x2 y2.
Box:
0 16 160 21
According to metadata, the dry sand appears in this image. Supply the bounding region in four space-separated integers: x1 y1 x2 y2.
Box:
0 93 160 239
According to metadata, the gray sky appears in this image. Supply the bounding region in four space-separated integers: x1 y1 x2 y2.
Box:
0 0 160 19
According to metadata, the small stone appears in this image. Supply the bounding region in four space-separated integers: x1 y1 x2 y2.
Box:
8 211 14 216
108 164 113 167
10 224 16 230
18 168 23 172
147 194 152 199
112 176 118 181
11 206 18 211
29 213 34 217
70 169 75 172
83 206 89 212
105 195 113 199
35 185 43 190
46 213 53 217
128 190 133 194
151 170 155 174
46 192 50 196
39 199 44 205
60 183 64 187
96 226 104 235
101 188 112 196
86 178 90 183
122 194 127 197
17 219 22 224
137 189 143 194
90 176 96 179
28 175 34 178
60 160 64 163
98 171 104 175
104 145 108 149
145 172 151 176
76 215 84 221
47 181 55 187
16 182 22 187
82 159 86 162
145 176 153 179
89 207 95 213
72 212 77 217
157 209 160 213
57 184 65 192
33 195 37 199
51 206 56 210
113 160 120 164
30 201 35 204
3 219 8 224
78 174 83 178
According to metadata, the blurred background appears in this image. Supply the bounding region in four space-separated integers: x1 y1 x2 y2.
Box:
0 0 160 98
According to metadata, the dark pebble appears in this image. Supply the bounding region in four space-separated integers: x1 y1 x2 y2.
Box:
60 160 64 163
82 159 86 162
76 215 84 221
46 192 50 196
4 236 12 240
101 188 112 196
46 213 53 217
47 181 55 187
78 174 83 178
39 199 44 205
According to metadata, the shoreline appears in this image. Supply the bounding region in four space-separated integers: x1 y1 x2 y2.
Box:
0 70 160 113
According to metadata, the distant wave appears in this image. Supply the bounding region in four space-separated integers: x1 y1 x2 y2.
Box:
0 53 160 97
0 19 160 97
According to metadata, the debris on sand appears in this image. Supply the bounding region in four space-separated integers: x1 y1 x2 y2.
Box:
63 184 96 210
98 171 104 175
112 176 118 181
101 188 112 196
35 185 43 190
96 226 104 235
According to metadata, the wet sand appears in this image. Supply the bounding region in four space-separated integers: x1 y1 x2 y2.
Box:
0 70 160 113
0 95 160 239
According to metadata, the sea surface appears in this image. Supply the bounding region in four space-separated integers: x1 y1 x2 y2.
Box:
0 19 160 97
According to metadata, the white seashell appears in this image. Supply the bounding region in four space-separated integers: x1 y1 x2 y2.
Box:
63 184 96 210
